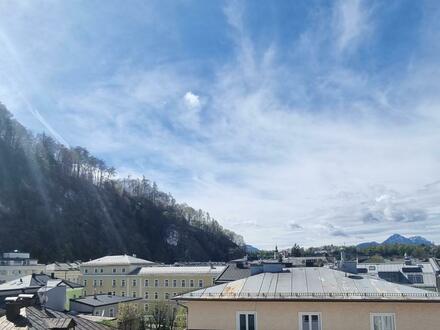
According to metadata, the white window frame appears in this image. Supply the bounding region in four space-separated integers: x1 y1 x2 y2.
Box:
236 311 257 330
298 312 322 330
370 313 396 330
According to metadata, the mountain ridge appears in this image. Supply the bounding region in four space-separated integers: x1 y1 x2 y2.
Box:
357 233 433 248
0 103 244 263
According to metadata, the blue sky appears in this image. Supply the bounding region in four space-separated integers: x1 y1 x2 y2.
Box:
1 0 440 249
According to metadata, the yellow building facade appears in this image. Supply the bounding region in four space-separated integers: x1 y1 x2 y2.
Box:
80 255 225 312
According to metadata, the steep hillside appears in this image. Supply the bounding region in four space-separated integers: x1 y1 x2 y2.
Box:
0 104 244 263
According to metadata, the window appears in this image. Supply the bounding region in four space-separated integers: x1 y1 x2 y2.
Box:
212 277 216 285
236 312 256 330
84 269 88 274
94 268 98 273
190 279 194 287
121 279 126 287
154 292 158 300
165 293 170 299
173 292 177 297
371 313 395 330
112 268 116 273
369 266 376 271
145 292 149 299
198 279 203 288
133 279 137 286
84 279 87 286
181 280 186 287
133 291 136 297
145 279 149 287
144 304 149 312
154 279 159 287
99 280 103 287
112 279 116 287
299 313 321 330
165 279 169 287
109 308 114 317
173 279 177 287
122 268 126 273
93 280 97 287
100 268 103 273
112 291 115 296
121 291 125 297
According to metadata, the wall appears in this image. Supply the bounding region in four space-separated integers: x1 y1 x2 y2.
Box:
66 287 83 310
184 300 440 330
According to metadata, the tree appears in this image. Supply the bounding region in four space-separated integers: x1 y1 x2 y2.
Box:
146 302 180 330
117 303 142 330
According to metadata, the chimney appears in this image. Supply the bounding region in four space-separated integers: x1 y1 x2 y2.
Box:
5 294 35 321
93 289 97 299
5 298 21 321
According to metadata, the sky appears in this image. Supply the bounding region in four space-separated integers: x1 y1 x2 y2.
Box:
1 0 440 249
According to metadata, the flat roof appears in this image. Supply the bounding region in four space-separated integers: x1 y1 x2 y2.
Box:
176 267 440 302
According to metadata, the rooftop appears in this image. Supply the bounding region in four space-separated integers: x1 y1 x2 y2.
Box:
46 262 81 271
0 306 110 329
0 274 82 292
215 263 251 283
176 267 440 302
71 294 141 307
136 265 225 275
81 255 154 267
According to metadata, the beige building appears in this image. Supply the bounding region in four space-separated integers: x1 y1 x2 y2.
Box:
80 255 225 312
176 267 440 330
46 262 82 284
0 251 45 283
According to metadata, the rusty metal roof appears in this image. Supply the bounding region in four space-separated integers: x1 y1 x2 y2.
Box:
175 267 440 302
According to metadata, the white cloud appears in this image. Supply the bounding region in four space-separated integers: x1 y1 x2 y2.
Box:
183 91 201 109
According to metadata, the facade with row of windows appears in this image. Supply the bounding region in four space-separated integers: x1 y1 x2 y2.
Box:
80 255 225 313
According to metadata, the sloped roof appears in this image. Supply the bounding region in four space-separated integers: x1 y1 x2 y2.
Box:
81 255 154 267
137 265 225 275
46 262 81 271
71 294 141 307
0 306 109 329
0 275 83 292
0 274 52 292
215 264 251 283
176 267 440 302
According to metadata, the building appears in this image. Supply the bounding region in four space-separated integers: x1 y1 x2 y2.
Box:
0 274 83 310
46 262 82 284
70 294 141 317
80 255 225 312
340 255 440 291
0 251 45 283
0 294 109 329
175 267 440 330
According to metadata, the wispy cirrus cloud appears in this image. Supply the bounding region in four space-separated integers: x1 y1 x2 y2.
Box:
0 1 439 249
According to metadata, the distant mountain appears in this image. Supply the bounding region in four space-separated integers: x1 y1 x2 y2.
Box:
0 103 244 263
245 244 260 253
408 236 433 246
357 234 433 249
382 234 413 245
356 241 380 249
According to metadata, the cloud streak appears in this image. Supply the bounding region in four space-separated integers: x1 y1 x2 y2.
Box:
0 1 439 249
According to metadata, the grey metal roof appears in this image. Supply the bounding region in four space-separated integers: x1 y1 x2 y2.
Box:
176 267 440 302
0 306 110 329
0 275 83 292
71 294 141 307
81 255 154 267
357 260 438 288
215 264 251 283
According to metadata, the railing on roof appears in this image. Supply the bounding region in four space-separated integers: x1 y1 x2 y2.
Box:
186 291 440 299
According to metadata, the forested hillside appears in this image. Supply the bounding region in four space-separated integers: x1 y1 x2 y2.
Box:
0 103 244 263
